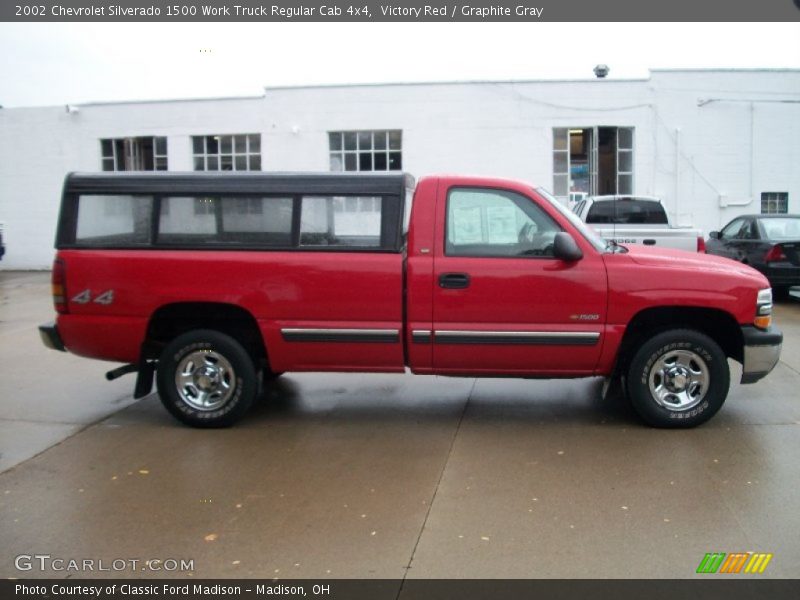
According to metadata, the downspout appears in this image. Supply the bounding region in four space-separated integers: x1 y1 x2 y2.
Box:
749 101 755 202
674 128 680 221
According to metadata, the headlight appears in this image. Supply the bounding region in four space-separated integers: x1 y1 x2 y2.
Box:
754 288 773 329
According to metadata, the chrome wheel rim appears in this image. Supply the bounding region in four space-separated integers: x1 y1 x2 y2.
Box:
174 350 235 411
648 349 709 411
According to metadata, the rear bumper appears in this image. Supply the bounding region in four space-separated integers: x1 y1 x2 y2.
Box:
760 265 800 288
39 321 66 352
740 325 782 384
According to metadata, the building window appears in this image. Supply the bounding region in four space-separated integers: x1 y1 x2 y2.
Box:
192 134 261 171
552 127 634 200
761 192 788 215
329 130 402 172
101 137 167 171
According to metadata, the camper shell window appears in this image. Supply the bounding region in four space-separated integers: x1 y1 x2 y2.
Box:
57 172 414 253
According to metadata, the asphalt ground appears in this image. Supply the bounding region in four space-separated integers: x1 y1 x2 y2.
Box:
1 271 798 579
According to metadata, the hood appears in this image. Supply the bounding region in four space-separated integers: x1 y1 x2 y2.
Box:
622 244 769 286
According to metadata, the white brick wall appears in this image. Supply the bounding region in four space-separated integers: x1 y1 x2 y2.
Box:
1 70 798 269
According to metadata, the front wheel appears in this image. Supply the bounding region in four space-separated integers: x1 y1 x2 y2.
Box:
156 329 257 427
626 329 730 428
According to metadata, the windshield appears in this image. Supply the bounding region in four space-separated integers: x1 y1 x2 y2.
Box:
534 187 608 252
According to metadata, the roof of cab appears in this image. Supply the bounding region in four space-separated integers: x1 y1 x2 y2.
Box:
63 171 415 196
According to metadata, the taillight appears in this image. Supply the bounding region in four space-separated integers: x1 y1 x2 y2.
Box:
52 259 68 314
697 236 706 253
765 245 787 263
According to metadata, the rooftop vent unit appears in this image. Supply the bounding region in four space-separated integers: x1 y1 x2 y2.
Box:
593 64 610 79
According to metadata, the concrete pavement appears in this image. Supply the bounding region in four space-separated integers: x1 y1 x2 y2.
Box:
1 272 798 580
0 272 135 473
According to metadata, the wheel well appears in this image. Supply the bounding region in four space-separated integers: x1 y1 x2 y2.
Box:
616 306 744 373
144 302 267 368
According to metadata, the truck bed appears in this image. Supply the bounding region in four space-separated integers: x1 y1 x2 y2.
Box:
593 225 703 251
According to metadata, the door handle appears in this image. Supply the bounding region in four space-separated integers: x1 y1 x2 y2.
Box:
439 273 470 289
643 239 656 246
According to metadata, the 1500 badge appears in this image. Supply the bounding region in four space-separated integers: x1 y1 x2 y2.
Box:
71 289 114 305
570 314 600 320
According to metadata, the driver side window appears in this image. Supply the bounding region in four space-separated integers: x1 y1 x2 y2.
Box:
721 218 745 240
446 188 561 258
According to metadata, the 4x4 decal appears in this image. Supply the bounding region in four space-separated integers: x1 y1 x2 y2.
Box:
93 290 114 305
71 289 115 305
71 289 91 304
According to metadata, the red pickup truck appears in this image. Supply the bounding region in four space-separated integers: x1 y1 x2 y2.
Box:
40 172 782 428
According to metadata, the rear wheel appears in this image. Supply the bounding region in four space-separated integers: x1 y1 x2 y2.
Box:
156 329 257 427
626 329 729 428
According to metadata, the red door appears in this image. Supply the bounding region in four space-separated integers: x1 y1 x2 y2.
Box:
428 183 608 376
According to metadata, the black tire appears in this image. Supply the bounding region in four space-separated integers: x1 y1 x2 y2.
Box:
626 329 729 428
772 286 791 300
257 369 284 402
156 329 257 427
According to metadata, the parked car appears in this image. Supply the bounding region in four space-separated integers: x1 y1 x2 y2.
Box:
40 172 781 429
706 214 800 294
573 195 705 252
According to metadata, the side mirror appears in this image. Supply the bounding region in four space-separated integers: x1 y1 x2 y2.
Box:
709 231 720 240
553 232 583 262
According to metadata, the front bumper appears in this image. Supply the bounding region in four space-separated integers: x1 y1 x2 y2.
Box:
39 321 66 352
741 325 782 384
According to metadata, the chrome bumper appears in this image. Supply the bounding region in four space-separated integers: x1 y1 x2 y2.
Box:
741 325 782 384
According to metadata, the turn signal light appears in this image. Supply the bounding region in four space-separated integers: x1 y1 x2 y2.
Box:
697 236 706 253
754 315 772 329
